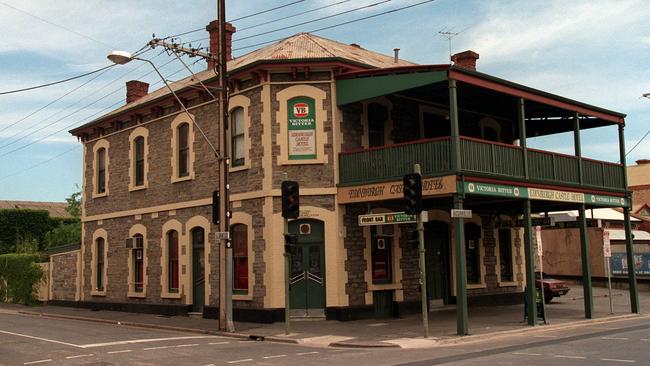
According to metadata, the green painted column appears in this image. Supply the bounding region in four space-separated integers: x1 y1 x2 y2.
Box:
518 98 528 179
573 113 583 184
449 79 461 172
523 199 537 325
454 195 468 335
624 208 640 313
578 204 593 318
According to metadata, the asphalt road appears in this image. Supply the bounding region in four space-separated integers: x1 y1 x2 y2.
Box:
1 311 650 366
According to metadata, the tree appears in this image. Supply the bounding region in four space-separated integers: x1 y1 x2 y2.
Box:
65 187 82 218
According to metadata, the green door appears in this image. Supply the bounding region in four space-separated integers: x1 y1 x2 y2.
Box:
191 227 205 313
425 221 451 305
289 220 325 316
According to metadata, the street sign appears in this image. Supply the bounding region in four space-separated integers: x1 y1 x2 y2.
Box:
451 209 472 218
535 226 543 257
215 231 230 240
358 212 417 226
603 230 611 258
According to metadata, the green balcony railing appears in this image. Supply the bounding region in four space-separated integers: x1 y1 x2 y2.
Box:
338 137 451 185
339 136 626 191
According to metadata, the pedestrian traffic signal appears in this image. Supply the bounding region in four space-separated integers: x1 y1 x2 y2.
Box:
403 173 422 214
281 180 300 219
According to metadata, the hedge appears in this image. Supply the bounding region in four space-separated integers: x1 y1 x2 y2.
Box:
0 209 78 254
0 253 45 305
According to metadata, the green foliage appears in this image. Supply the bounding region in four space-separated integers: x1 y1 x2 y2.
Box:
65 188 82 218
0 209 55 254
0 253 45 305
44 222 81 249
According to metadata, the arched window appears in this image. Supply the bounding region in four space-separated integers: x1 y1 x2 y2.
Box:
134 136 145 186
132 234 144 293
95 237 105 291
231 107 245 167
97 147 106 194
167 230 179 293
178 123 190 177
231 224 248 292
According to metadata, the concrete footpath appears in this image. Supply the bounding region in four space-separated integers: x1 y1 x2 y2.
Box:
3 286 646 349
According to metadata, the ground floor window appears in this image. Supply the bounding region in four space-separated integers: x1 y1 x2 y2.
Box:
232 224 248 293
133 234 144 292
498 229 514 282
95 237 105 291
465 223 482 284
167 230 179 293
371 225 393 284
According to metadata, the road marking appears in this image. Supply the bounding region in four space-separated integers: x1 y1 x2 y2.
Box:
601 359 635 363
602 337 629 340
65 354 94 359
143 346 170 350
512 352 542 356
296 351 319 355
209 341 230 345
175 343 199 348
554 355 586 359
227 359 253 364
263 355 287 359
24 360 52 365
107 350 132 354
640 339 650 342
80 335 217 348
202 364 216 366
0 330 82 348
532 334 558 338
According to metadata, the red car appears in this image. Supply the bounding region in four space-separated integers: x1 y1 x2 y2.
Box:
535 273 570 303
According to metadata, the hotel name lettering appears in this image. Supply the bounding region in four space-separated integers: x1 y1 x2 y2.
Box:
338 175 455 204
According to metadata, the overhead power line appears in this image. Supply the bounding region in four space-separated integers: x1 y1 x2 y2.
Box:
237 0 351 33
234 0 437 52
234 0 393 43
626 128 650 158
0 64 116 96
0 1 115 49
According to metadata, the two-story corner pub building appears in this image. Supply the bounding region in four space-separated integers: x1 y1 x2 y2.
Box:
48 20 639 334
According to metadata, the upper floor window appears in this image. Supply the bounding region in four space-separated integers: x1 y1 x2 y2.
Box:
178 123 190 177
97 148 106 194
368 103 388 148
134 137 145 186
231 108 245 167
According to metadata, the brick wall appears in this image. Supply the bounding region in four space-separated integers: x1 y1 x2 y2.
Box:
51 251 79 301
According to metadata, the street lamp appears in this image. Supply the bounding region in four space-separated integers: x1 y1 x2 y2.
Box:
107 50 233 331
642 93 650 99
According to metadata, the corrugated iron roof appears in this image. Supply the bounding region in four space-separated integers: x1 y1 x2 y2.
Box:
0 200 71 218
70 33 416 134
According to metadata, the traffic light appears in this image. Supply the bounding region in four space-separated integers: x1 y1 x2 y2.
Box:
281 180 300 219
403 173 422 214
212 190 220 224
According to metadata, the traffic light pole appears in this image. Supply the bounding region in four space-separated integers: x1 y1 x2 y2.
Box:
414 164 428 338
282 172 291 335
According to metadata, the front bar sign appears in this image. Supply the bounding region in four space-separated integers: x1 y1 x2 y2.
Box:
288 96 317 160
358 212 418 226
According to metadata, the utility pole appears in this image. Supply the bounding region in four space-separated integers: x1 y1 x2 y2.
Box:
217 0 234 333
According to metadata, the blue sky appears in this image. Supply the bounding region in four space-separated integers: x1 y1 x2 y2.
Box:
0 0 649 202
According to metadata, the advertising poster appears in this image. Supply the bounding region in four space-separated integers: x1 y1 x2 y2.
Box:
287 97 316 160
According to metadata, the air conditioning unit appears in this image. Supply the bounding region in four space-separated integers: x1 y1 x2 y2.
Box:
299 223 311 235
125 236 144 249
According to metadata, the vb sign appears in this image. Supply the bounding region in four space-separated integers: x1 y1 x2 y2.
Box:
603 230 611 258
535 225 543 257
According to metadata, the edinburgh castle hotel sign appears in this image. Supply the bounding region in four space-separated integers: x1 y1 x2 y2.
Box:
338 175 456 204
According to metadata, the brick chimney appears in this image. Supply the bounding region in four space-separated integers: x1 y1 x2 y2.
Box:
206 20 236 69
126 80 149 104
451 50 479 71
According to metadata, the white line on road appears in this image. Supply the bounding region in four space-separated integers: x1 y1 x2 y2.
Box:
512 352 542 356
554 355 586 359
106 350 132 354
143 346 170 350
601 359 635 363
640 339 650 342
602 337 629 340
227 359 253 364
175 343 199 348
532 335 558 338
80 335 218 348
209 341 230 345
23 360 52 365
0 330 82 348
296 351 319 356
65 354 94 359
263 355 287 359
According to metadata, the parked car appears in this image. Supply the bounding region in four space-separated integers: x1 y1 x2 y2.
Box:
535 272 570 303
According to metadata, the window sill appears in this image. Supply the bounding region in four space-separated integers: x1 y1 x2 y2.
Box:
161 292 182 299
233 294 253 301
90 290 106 297
229 164 250 173
171 174 194 184
369 283 402 292
498 281 518 287
129 184 148 192
278 157 328 166
467 283 487 290
127 291 146 298
92 192 108 199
